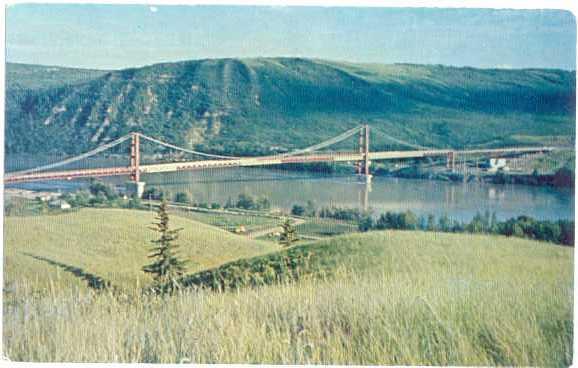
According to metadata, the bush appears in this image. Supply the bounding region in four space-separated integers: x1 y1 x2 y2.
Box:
319 206 363 221
174 192 189 204
375 211 418 230
126 197 142 209
291 204 306 216
552 167 574 187
358 215 374 232
142 187 165 201
88 180 118 200
72 190 91 207
237 193 256 210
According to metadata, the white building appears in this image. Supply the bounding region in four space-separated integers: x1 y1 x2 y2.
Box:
48 199 72 210
486 158 509 173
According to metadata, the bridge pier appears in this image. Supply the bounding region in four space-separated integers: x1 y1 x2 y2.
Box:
357 173 373 184
126 181 146 198
358 181 372 211
446 151 456 172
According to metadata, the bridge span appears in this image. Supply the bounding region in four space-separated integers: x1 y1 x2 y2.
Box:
3 125 559 197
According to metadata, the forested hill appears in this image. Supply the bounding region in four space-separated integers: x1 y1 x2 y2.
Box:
6 63 110 91
5 58 576 155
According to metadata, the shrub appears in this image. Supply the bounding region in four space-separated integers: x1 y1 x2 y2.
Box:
237 193 256 210
173 192 189 204
291 204 306 216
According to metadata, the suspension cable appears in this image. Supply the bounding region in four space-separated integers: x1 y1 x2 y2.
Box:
139 126 362 160
137 133 241 160
272 126 362 158
371 127 433 150
7 134 133 176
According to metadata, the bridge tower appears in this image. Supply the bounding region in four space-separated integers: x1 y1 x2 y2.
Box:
356 124 372 183
126 132 146 198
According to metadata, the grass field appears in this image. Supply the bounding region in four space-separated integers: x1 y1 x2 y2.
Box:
3 209 574 364
294 218 358 237
3 208 279 292
168 207 280 232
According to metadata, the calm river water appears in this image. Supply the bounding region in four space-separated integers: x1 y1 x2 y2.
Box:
9 167 574 222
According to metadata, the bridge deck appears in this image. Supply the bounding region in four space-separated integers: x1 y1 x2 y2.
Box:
4 147 557 184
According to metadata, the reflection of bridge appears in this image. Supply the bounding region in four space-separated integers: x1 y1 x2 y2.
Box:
4 125 558 197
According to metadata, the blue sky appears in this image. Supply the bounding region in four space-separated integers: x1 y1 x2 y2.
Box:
6 4 577 70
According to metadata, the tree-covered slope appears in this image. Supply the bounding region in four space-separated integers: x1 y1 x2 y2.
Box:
5 58 575 155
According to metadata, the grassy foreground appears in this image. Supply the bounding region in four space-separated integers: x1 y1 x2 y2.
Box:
3 209 574 364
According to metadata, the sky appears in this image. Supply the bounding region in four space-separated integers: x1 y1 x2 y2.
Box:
5 4 577 70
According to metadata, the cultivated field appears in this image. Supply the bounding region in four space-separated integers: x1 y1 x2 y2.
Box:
3 209 573 364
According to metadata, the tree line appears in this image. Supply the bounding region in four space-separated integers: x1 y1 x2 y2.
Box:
355 210 574 247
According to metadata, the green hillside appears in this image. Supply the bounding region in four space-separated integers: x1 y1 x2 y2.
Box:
178 229 573 291
3 208 278 291
5 58 575 156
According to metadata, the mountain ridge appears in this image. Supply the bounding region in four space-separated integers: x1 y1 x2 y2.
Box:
5 57 576 156
8 58 576 73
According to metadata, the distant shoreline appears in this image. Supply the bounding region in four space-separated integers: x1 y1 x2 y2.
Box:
376 169 574 189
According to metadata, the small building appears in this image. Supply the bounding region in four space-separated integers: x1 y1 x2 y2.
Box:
48 199 72 210
34 192 61 202
484 158 509 173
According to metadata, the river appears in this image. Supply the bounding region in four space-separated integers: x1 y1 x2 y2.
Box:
8 167 574 222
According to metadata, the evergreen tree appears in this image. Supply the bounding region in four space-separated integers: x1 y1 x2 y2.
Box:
426 214 436 231
358 215 374 232
143 200 188 291
438 214 452 232
490 212 498 233
291 204 306 216
305 200 317 217
173 192 189 204
279 219 298 247
237 193 256 210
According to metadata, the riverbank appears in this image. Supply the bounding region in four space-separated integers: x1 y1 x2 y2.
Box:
260 160 575 189
375 166 575 188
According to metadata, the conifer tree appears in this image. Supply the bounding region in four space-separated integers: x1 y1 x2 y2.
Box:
143 200 187 291
279 219 297 247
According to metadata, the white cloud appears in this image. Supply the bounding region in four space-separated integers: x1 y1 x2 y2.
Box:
149 6 158 13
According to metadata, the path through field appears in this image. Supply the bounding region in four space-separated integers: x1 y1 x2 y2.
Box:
246 217 307 239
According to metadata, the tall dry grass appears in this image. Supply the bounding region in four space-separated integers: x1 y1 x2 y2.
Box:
4 261 572 364
3 210 573 364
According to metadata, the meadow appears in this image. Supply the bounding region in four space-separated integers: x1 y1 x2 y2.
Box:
3 208 279 291
3 208 574 365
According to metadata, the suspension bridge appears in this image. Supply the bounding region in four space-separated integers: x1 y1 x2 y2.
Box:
4 125 558 197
